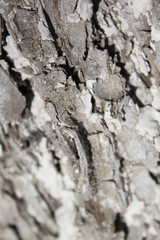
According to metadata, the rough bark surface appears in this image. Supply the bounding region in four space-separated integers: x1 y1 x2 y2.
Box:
0 0 160 239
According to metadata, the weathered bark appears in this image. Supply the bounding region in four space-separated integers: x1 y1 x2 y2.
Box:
0 0 160 239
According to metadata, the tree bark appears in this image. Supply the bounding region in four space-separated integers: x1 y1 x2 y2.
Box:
0 0 160 239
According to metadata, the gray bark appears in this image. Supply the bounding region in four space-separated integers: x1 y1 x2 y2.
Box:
0 0 160 239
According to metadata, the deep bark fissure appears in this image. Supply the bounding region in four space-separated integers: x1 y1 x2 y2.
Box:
114 213 129 240
41 6 63 57
1 46 34 112
9 225 22 240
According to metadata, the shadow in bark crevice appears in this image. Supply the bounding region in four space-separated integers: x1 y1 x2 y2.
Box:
41 5 63 57
52 150 62 173
83 24 89 61
41 5 83 89
9 225 22 240
0 18 34 113
114 213 128 240
149 171 160 184
1 48 34 113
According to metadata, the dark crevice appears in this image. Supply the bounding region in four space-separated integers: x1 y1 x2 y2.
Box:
141 29 151 33
92 33 107 51
83 24 89 61
2 48 34 112
91 96 96 113
105 39 116 59
58 64 74 78
104 38 130 81
52 151 61 173
92 29 104 50
91 0 101 29
71 117 97 193
114 213 128 240
0 16 9 58
109 51 144 108
41 5 63 57
54 159 61 173
58 60 82 89
0 15 2 56
40 3 83 90
9 225 22 240
54 60 82 90
92 0 101 13
120 108 126 121
72 70 81 89
149 171 160 184
127 86 145 108
93 32 131 89
73 0 79 13
0 15 3 57
17 79 34 110
15 6 37 13
0 19 34 112
91 1 116 56
0 141 5 153
119 157 125 173
43 70 49 75
116 54 130 81
91 0 105 48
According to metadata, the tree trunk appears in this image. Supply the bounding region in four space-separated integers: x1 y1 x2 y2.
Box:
0 0 160 239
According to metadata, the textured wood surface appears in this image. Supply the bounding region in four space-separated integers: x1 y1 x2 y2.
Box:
0 1 160 239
